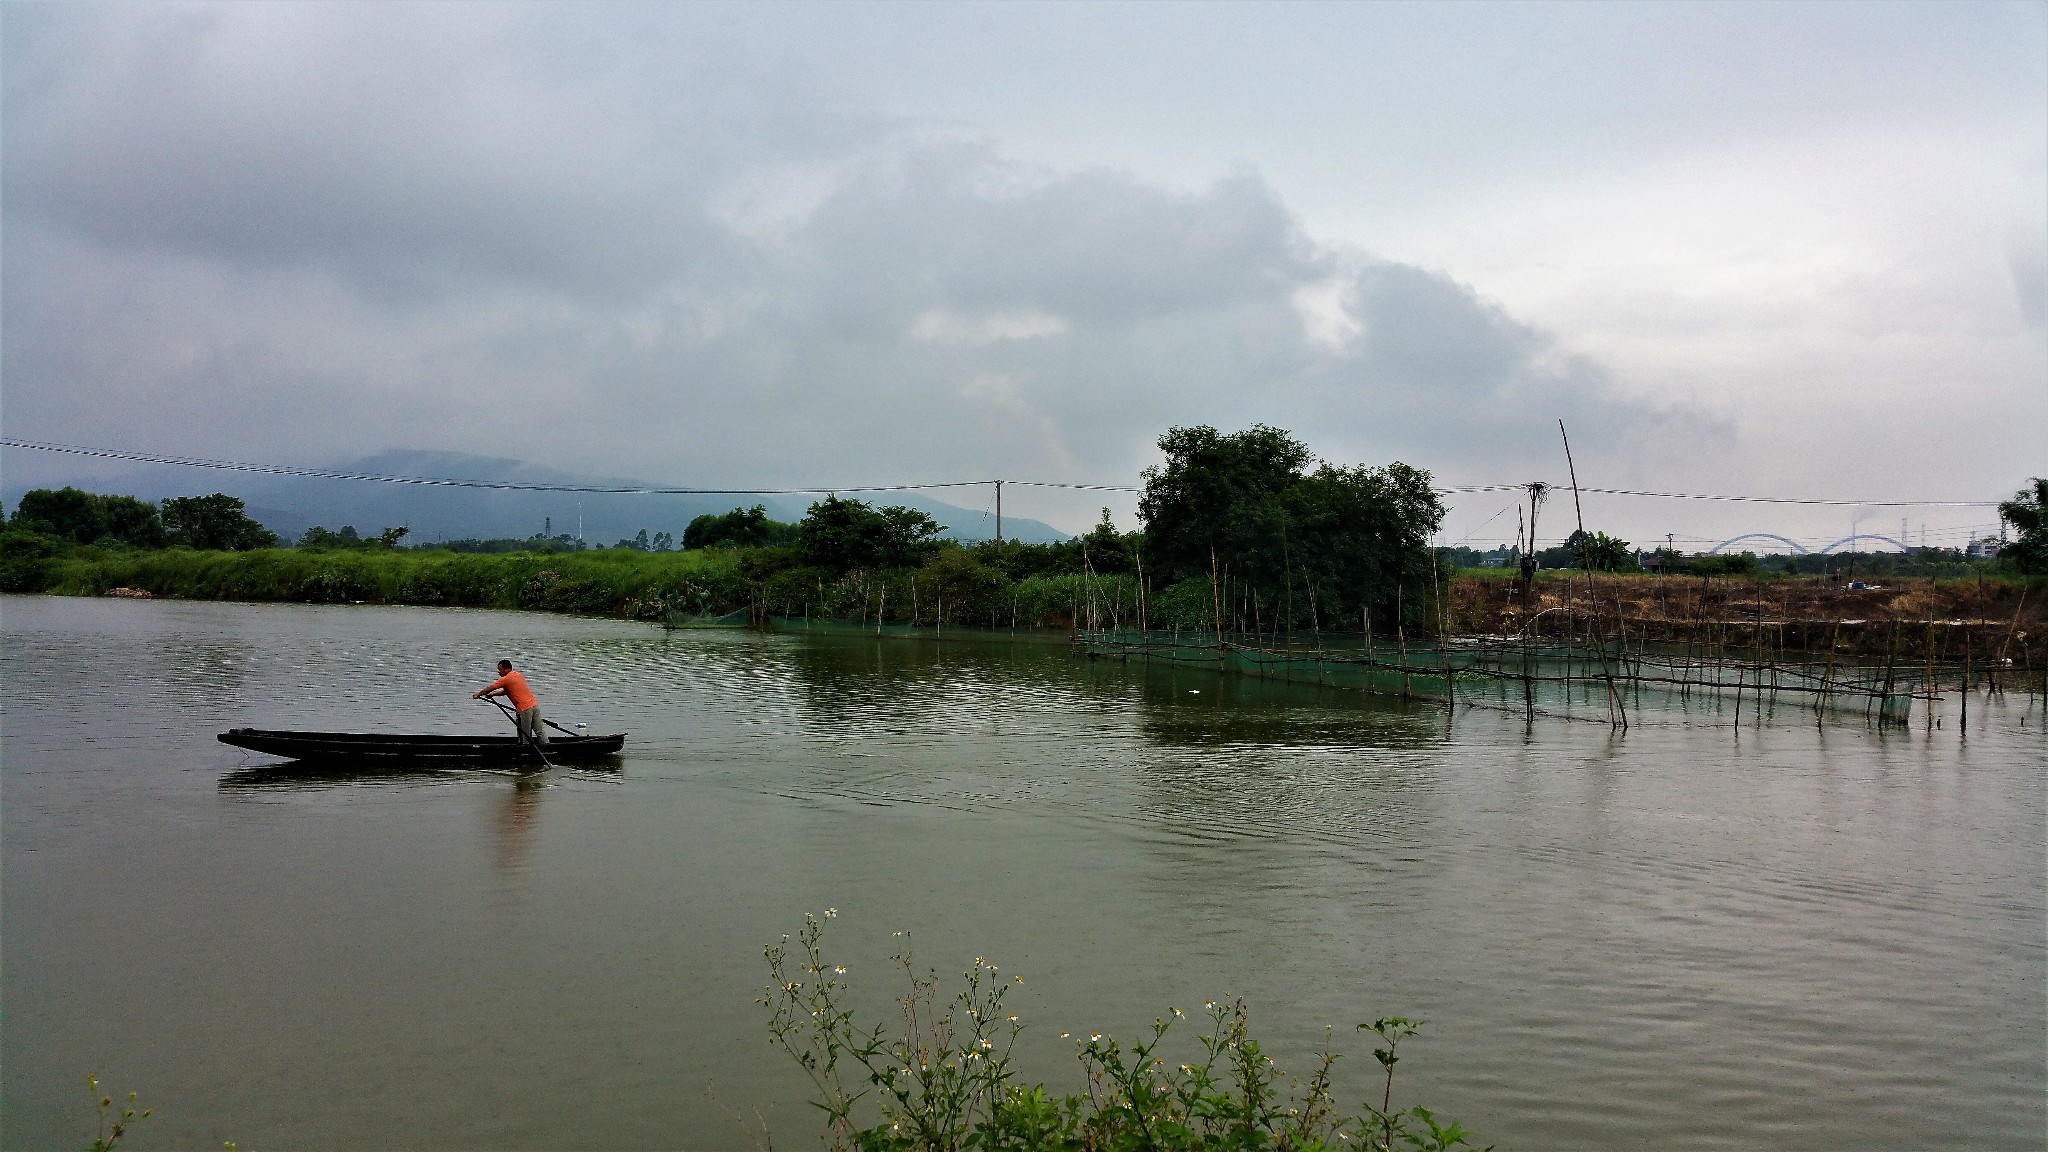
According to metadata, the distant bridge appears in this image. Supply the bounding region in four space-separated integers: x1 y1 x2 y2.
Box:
1705 533 1912 556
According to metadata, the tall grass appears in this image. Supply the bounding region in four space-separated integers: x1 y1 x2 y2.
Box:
37 544 747 619
18 541 1152 631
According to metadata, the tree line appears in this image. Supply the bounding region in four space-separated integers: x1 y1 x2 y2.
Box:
659 425 1453 634
11 448 2036 619
4 488 277 551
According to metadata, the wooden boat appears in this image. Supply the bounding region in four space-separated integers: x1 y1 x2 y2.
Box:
218 727 626 764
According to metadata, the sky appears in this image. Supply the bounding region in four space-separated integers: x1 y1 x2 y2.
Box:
4 0 2043 548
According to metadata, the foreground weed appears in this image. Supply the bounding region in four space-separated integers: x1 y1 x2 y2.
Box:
82 1075 151 1152
762 912 1487 1152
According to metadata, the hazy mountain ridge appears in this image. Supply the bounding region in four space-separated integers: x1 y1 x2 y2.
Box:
2 449 1072 545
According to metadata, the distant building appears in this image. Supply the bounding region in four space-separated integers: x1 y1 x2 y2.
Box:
1965 537 2002 559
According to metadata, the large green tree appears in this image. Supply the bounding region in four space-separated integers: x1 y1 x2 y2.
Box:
684 505 799 550
1556 529 1640 572
1139 425 1311 591
795 496 944 573
1137 425 1444 630
12 486 167 547
1998 477 2048 574
161 494 278 551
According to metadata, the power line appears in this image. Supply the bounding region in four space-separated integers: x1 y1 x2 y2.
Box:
0 438 1053 495
1432 481 1999 507
0 437 2009 507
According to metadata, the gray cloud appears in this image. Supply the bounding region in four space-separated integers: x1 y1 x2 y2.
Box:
2013 234 2048 332
0 2 1768 536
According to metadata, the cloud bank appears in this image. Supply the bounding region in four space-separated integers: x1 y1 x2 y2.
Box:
4 2 2037 546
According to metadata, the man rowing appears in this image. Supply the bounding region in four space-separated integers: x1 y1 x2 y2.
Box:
474 659 548 750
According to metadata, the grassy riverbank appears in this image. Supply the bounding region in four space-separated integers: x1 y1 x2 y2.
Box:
23 542 743 617
4 537 1151 630
9 535 2039 659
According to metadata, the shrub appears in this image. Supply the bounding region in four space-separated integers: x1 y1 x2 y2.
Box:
761 912 1484 1152
1691 554 1758 576
0 529 63 592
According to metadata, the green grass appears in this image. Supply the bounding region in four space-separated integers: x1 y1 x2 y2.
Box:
34 543 747 619
7 537 1151 630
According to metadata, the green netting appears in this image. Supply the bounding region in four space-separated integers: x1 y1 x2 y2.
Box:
1077 629 1921 724
661 608 751 629
646 610 1925 725
762 616 1072 642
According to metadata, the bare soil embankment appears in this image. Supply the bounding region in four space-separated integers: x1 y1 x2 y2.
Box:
1447 571 2043 668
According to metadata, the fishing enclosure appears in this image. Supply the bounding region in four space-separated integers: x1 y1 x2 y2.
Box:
1073 569 2045 729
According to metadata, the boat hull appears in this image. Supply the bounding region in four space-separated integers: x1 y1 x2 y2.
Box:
218 728 625 764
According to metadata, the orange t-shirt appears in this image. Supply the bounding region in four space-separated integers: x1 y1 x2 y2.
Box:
484 670 538 711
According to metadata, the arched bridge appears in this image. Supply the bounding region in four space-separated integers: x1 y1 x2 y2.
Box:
1705 533 1808 555
1705 533 1912 556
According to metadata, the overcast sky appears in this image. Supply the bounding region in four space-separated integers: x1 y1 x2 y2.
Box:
4 1 2043 547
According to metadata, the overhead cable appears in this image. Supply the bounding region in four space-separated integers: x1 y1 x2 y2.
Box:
0 437 2008 506
0 439 996 496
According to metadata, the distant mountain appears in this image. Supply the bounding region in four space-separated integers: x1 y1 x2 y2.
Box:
4 449 1070 545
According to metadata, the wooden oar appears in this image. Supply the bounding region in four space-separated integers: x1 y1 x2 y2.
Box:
481 696 558 770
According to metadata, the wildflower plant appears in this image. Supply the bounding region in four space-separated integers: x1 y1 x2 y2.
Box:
762 913 1486 1152
762 911 1024 1150
82 1075 151 1152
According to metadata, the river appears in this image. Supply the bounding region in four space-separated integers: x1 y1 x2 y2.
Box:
3 596 2041 1149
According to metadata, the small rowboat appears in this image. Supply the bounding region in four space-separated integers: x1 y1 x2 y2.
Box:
218 727 626 764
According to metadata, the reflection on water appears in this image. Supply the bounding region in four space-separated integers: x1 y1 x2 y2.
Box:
3 596 2042 1151
218 761 620 792
495 776 547 874
218 764 479 791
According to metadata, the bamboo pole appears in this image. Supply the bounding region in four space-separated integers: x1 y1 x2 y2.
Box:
1750 579 1764 724
1924 607 1937 733
1431 548 1451 706
1210 546 1224 670
1134 550 1147 636
1961 618 1970 735
1816 618 1840 726
1881 616 1899 726
1398 583 1411 701
1734 661 1745 735
1559 421 1624 728
1522 603 1535 714
1993 588 2027 700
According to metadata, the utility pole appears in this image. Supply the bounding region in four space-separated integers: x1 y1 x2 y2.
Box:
995 480 1002 543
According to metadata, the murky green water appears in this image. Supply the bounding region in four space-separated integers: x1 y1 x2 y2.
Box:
3 596 2042 1150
